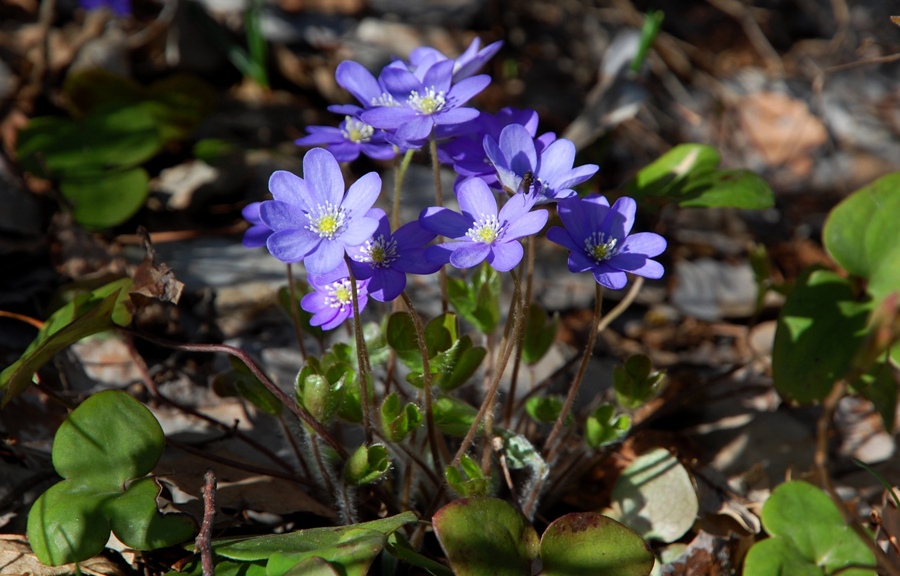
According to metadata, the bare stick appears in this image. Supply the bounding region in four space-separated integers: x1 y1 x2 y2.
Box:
197 469 217 576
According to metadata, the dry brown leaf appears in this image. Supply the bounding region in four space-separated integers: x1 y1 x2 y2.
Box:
0 535 125 576
737 91 827 175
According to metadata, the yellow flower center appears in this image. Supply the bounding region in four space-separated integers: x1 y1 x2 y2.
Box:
408 87 446 115
467 214 504 244
307 202 347 239
584 232 618 262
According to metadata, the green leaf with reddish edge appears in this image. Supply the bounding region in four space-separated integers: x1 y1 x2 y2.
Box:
1 279 133 404
211 512 416 561
743 481 876 576
433 497 539 576
28 391 195 566
773 269 871 403
280 556 340 576
522 304 558 365
625 143 773 209
165 559 268 576
539 513 653 576
60 167 149 229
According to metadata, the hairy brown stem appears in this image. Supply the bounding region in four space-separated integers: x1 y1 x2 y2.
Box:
285 264 309 360
429 135 448 313
400 291 442 471
346 259 373 444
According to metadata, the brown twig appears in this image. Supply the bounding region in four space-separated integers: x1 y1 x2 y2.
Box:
196 468 217 576
166 438 310 484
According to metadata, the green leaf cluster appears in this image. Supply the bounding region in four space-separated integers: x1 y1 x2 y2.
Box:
585 404 631 448
16 70 214 228
613 354 665 409
28 391 196 565
447 263 501 334
625 143 774 209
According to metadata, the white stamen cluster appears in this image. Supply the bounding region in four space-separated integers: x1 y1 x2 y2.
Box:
306 201 348 240
325 279 353 309
359 235 398 267
341 117 374 143
371 93 398 107
584 231 618 262
408 87 446 115
467 214 504 244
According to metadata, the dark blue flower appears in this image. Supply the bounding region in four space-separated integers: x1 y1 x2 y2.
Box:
439 108 540 180
546 194 666 290
348 209 441 302
409 37 503 82
420 177 548 272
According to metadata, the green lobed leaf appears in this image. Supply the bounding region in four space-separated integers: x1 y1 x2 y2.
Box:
380 393 422 442
28 391 193 566
447 263 501 334
607 448 698 543
212 512 417 561
105 477 196 550
539 513 653 576
625 143 774 209
585 404 631 448
431 336 486 392
60 167 149 229
432 395 478 437
525 395 564 423
27 482 113 566
386 312 425 371
743 480 876 576
445 454 490 498
17 104 163 178
613 354 664 409
522 304 558 365
53 390 165 489
1 280 133 404
772 269 871 403
432 497 539 576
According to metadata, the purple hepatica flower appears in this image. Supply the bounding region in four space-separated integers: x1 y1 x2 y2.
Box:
241 202 272 248
420 177 548 272
302 261 370 331
260 148 380 275
484 123 598 205
348 209 441 302
361 59 490 145
439 108 540 184
295 114 396 162
546 194 666 290
333 60 406 113
80 0 131 16
409 38 503 82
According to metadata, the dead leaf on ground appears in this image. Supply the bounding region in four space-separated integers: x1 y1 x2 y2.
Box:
0 534 125 576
